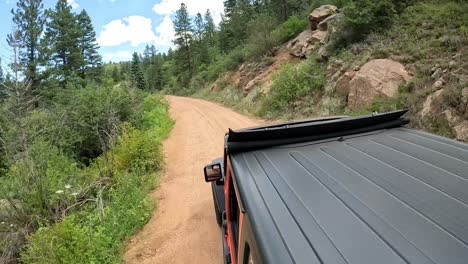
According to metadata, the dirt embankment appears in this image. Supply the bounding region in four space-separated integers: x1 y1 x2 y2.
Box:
124 96 262 264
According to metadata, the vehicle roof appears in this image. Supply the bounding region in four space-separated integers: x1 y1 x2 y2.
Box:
230 127 468 264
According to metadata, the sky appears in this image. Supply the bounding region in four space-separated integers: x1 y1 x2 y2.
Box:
0 0 224 69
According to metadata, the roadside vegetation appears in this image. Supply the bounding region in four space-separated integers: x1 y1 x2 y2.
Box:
188 0 467 139
0 0 172 263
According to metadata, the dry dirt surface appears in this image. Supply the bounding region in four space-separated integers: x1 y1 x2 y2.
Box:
124 96 262 264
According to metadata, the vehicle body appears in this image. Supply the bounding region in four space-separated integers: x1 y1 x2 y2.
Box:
204 110 468 264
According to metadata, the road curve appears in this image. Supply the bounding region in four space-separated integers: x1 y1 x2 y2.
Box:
124 96 262 264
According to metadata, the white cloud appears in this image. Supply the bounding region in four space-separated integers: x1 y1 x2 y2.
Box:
153 0 224 24
67 0 79 9
97 16 157 47
102 51 132 62
154 15 175 47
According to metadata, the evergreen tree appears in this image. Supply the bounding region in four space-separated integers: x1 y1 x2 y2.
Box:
10 0 46 88
76 9 102 82
0 58 4 84
203 10 216 46
194 13 204 42
143 44 152 65
131 52 147 90
173 3 193 85
223 0 237 19
43 0 83 86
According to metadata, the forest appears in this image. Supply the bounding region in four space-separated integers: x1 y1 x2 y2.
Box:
0 0 173 263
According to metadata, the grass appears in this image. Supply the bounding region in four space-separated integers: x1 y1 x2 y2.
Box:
20 94 174 263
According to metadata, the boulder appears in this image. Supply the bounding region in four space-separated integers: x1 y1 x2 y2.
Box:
454 121 468 141
287 30 325 58
317 13 345 59
317 14 337 31
287 29 329 58
333 71 355 97
421 89 444 118
309 30 327 44
309 5 338 30
347 59 411 110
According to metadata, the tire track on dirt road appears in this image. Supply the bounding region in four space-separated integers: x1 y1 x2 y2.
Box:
125 96 262 264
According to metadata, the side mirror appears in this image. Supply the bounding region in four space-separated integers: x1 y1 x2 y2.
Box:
204 163 222 182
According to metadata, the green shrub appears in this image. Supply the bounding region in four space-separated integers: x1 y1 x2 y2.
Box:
20 93 173 263
264 56 325 113
272 16 308 43
113 124 163 173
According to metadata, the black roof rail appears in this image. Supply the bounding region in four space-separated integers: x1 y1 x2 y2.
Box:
226 109 409 153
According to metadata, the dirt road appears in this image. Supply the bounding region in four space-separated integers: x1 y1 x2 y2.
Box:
125 96 262 264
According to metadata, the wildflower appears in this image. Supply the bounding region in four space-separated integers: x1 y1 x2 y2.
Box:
55 190 64 194
65 184 72 189
71 192 79 196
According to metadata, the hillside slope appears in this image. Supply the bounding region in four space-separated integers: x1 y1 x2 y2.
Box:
196 1 467 141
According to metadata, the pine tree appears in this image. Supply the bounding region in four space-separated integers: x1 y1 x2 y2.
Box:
76 9 102 82
10 0 46 88
0 58 4 84
173 3 193 85
203 10 216 46
223 0 237 19
194 13 204 42
131 52 147 90
43 0 83 86
143 44 152 65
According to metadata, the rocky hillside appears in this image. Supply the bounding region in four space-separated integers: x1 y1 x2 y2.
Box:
199 1 467 141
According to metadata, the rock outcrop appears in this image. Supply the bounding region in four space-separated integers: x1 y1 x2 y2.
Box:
309 5 338 30
346 59 411 109
420 88 468 141
288 5 338 58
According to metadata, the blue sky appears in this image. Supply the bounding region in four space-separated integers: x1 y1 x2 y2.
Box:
0 0 224 69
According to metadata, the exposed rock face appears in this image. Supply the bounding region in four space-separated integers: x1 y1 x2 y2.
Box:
318 13 345 59
287 30 316 58
347 59 411 109
286 30 328 58
420 88 468 141
454 121 468 141
421 89 444 118
288 5 338 58
309 5 338 30
333 71 355 97
317 14 337 31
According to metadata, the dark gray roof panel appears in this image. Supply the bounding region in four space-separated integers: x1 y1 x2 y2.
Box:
230 128 468 264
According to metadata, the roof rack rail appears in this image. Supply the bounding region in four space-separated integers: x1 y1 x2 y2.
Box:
226 109 409 153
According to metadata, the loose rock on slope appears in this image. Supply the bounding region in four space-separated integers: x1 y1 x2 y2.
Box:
347 59 412 110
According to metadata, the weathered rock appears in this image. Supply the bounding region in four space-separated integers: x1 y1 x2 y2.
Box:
287 30 326 58
318 13 345 59
454 121 468 141
421 89 444 118
431 68 442 79
210 83 219 92
433 77 445 88
448 60 456 69
443 108 463 126
309 30 328 44
317 14 337 31
347 59 411 110
333 71 355 97
309 5 338 30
